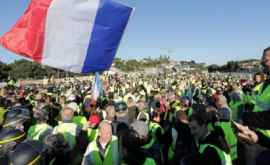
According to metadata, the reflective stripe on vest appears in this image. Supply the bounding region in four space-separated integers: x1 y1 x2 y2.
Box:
143 158 156 165
0 107 6 124
199 144 232 165
87 128 98 142
256 128 270 138
27 123 52 141
146 122 164 146
144 122 164 162
73 116 87 127
137 111 150 123
53 123 77 149
168 127 178 160
216 122 238 160
252 83 270 137
0 132 26 145
188 107 193 117
171 100 181 110
149 122 164 138
142 122 162 149
253 83 270 112
253 83 263 95
229 101 242 121
142 138 155 150
89 136 118 165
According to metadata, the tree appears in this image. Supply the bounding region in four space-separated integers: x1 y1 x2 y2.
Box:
0 62 11 81
226 61 240 72
207 64 220 72
191 60 196 64
7 59 71 79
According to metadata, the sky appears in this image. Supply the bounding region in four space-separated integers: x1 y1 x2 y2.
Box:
1 0 270 65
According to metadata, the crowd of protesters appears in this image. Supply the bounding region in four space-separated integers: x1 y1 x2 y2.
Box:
1 48 270 165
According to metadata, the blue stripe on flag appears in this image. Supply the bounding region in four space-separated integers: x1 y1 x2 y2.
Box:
82 0 133 73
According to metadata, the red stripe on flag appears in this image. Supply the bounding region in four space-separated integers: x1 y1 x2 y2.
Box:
0 0 52 62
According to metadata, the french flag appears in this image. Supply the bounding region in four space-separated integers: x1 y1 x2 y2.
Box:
0 0 133 73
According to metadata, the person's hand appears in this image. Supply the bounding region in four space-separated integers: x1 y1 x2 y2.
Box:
233 122 258 144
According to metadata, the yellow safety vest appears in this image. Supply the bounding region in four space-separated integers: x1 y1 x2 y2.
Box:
252 83 270 137
168 127 178 160
73 116 87 127
88 136 118 165
27 123 52 141
53 122 78 149
216 122 238 161
87 128 98 142
0 107 6 124
200 144 232 165
253 83 270 112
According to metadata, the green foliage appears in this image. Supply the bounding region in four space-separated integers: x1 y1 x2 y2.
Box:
207 60 260 72
208 61 240 72
0 61 11 81
3 59 74 80
0 56 259 80
114 55 170 72
0 56 171 80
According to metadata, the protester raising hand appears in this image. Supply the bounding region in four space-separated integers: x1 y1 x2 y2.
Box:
233 122 258 144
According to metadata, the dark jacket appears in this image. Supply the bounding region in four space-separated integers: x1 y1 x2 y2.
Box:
256 130 270 149
184 127 230 165
217 107 231 121
174 121 197 161
242 110 270 130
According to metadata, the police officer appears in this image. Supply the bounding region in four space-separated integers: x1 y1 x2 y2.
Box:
0 128 26 164
0 106 31 164
8 140 44 165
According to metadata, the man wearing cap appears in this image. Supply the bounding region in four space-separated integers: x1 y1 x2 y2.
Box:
82 121 119 165
114 101 129 125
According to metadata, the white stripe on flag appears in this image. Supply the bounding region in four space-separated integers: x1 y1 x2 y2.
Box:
42 0 100 73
